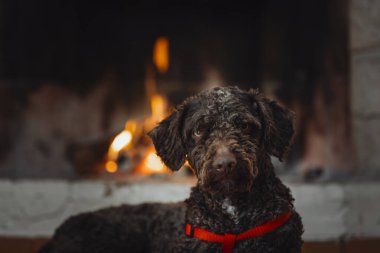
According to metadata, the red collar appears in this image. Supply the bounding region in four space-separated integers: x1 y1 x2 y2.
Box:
185 211 292 253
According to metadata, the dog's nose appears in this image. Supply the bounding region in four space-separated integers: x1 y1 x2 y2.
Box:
212 147 237 172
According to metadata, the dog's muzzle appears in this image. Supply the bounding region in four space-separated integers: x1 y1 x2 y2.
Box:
212 146 237 175
201 145 256 194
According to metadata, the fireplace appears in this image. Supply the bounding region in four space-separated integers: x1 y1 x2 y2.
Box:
2 0 380 252
0 0 354 182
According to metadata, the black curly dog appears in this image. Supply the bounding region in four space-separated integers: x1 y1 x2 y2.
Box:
39 86 303 253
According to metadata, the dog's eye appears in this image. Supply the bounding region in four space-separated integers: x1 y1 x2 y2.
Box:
234 118 250 132
239 121 252 133
193 125 204 139
194 127 202 137
241 122 249 130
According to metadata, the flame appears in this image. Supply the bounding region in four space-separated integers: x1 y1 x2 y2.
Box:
150 94 167 125
137 94 169 175
105 161 118 173
103 37 171 175
138 147 167 175
105 120 137 173
146 152 165 172
111 131 132 152
153 37 169 73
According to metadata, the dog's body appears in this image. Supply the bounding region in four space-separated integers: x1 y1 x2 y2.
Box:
40 87 303 253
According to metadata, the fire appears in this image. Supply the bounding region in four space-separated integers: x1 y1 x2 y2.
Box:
151 94 166 122
146 153 164 171
105 121 137 173
104 36 171 176
138 147 168 175
153 37 169 73
110 131 132 153
145 93 167 130
104 92 169 175
138 93 168 174
105 161 118 173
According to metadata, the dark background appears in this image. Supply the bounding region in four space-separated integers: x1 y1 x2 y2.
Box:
1 0 335 95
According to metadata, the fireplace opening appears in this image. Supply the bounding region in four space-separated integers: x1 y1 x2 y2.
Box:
0 0 352 182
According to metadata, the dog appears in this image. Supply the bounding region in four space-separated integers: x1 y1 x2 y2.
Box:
39 86 303 253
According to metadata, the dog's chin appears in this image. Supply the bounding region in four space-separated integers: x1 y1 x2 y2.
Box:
205 178 253 196
199 163 256 195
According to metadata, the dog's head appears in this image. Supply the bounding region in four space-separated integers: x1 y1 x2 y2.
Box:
149 87 294 195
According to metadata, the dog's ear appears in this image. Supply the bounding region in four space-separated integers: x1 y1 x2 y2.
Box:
148 107 186 171
249 89 295 161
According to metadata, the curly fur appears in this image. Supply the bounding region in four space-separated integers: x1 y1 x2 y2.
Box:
39 86 303 253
